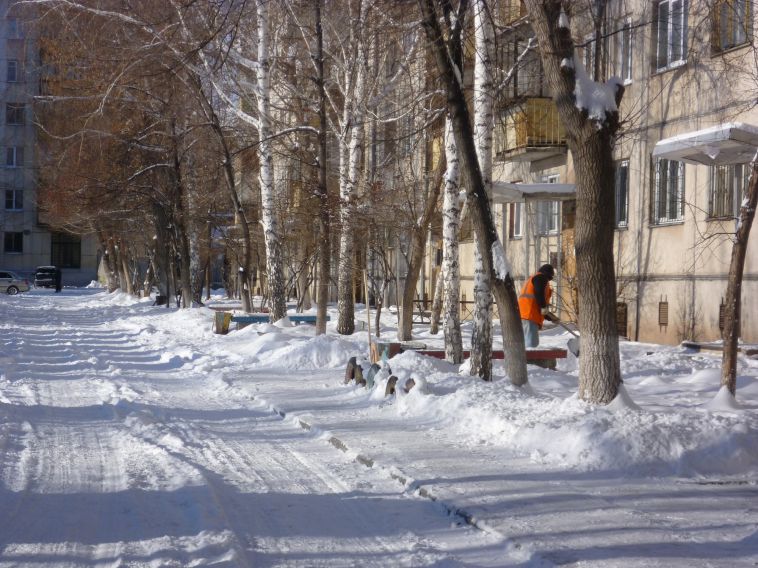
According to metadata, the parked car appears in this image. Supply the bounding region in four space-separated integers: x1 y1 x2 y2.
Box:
34 266 59 289
0 270 31 295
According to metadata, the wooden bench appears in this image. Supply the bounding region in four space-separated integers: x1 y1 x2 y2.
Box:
231 314 270 329
289 314 329 325
417 348 567 369
369 342 567 369
233 314 327 326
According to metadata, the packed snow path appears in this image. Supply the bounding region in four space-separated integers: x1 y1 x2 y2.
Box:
0 290 499 567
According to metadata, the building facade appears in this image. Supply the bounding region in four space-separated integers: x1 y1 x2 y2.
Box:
0 1 98 285
437 0 758 346
497 0 758 345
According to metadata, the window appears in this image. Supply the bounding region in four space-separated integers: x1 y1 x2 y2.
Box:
615 18 633 82
617 302 628 338
658 301 669 326
6 103 24 125
710 163 748 218
51 232 81 268
5 189 22 210
6 60 17 82
6 19 19 39
537 201 560 234
653 159 685 224
713 0 752 51
655 0 688 71
6 146 23 167
509 202 523 238
3 231 22 253
615 160 629 227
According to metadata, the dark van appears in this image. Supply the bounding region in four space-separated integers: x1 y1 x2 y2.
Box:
34 266 59 288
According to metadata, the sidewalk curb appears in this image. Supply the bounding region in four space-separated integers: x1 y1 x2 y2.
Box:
265 401 502 539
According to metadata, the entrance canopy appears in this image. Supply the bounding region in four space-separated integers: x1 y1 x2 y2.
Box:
653 122 758 166
491 182 576 204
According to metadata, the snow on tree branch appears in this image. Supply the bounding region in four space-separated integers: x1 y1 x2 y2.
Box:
572 55 623 126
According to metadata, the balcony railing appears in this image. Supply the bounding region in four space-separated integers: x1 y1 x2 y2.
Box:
495 97 567 163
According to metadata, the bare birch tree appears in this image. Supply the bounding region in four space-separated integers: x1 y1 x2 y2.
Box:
418 0 528 386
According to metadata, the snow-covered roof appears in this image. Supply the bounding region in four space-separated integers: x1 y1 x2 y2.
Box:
653 123 758 165
491 182 576 203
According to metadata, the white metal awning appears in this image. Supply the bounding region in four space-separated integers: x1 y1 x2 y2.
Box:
491 182 576 203
653 123 758 166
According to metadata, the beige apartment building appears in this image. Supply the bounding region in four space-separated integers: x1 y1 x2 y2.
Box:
422 0 758 345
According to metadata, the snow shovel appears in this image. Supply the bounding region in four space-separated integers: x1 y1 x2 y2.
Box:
548 315 580 357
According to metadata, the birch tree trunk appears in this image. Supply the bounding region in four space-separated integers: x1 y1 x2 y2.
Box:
523 0 623 403
257 0 287 322
442 119 463 363
468 0 495 378
419 0 528 386
337 3 368 335
721 158 758 395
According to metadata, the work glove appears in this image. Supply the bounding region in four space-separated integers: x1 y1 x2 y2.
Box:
543 311 559 323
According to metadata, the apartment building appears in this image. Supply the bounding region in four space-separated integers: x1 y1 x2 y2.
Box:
0 1 97 285
454 0 757 345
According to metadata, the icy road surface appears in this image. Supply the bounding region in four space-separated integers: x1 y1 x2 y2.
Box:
0 290 500 567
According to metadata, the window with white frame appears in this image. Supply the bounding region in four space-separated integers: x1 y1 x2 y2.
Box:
6 146 23 167
4 189 22 210
655 0 688 71
713 0 752 52
7 60 17 83
709 163 748 218
509 202 523 238
615 160 629 227
537 200 560 234
653 158 685 224
615 18 633 82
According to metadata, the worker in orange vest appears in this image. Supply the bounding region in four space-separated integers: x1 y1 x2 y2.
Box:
518 264 557 348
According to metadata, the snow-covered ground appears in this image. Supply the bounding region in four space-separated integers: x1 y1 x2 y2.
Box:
0 289 756 567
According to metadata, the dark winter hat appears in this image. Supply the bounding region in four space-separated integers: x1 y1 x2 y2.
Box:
538 264 555 279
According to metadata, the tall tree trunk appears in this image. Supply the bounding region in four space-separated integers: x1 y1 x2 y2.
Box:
97 231 119 292
722 158 758 395
442 120 463 363
419 0 528 386
171 130 193 309
523 0 623 403
429 266 444 335
315 0 331 335
398 158 445 341
257 0 287 322
469 0 495 379
118 240 135 295
337 2 368 335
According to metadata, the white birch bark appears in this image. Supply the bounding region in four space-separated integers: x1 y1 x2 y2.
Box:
257 0 287 322
442 119 463 364
469 0 495 379
336 3 368 335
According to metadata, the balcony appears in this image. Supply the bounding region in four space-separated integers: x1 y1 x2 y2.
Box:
495 97 567 163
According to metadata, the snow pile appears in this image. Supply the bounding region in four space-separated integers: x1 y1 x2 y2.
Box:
573 55 623 124
257 333 365 370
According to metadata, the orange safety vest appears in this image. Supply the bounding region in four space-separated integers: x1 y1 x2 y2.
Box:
519 274 552 327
